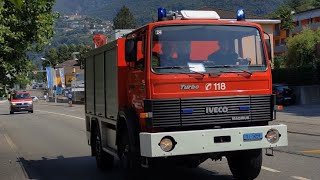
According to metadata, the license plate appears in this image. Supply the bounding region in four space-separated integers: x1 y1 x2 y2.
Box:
243 133 263 141
20 108 25 109
284 97 291 100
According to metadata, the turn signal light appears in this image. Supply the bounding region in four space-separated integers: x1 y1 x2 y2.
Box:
277 105 283 111
140 112 153 119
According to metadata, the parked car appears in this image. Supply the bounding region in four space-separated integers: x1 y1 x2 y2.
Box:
31 96 39 102
8 91 33 114
272 84 296 105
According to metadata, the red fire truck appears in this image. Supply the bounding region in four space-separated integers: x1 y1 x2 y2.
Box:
85 9 288 179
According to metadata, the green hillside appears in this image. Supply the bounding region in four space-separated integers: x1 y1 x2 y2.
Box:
55 0 285 25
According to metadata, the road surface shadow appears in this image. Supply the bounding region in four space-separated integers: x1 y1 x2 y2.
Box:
281 104 320 117
19 156 234 180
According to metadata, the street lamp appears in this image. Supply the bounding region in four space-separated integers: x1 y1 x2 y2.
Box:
41 57 57 103
41 57 52 67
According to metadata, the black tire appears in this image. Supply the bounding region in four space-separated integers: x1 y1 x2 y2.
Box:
227 149 262 180
118 129 140 174
93 126 114 170
10 111 14 114
29 110 34 113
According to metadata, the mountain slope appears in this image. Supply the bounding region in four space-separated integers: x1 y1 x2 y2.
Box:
54 0 285 25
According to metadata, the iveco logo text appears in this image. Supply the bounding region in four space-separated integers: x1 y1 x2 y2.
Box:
205 107 228 114
180 85 199 90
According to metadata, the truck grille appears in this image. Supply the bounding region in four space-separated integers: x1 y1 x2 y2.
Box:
151 95 272 128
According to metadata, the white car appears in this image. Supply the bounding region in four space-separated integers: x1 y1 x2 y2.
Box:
31 96 39 102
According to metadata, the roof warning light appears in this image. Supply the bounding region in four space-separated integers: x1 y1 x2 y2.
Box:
237 9 246 21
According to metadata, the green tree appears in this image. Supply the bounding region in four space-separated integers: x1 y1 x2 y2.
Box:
57 44 71 62
287 0 316 12
269 5 294 31
43 44 92 69
43 47 59 67
0 0 58 88
286 29 320 68
8 0 22 9
113 6 136 29
78 45 92 69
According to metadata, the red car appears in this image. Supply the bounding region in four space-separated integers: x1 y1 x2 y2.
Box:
9 91 34 114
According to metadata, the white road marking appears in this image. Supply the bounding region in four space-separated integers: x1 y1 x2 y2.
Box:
292 176 311 180
35 110 85 120
261 166 281 173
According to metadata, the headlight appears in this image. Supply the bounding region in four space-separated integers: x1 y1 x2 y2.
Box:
159 136 176 152
11 102 17 106
265 129 281 144
26 101 33 105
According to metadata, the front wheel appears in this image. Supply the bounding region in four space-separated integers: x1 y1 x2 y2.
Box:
118 130 140 169
227 149 262 180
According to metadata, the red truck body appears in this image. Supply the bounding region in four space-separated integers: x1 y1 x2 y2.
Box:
85 11 288 179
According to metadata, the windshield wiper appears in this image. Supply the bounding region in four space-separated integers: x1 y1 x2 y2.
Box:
205 65 252 76
154 66 205 76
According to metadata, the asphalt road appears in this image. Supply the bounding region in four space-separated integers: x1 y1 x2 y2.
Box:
0 101 319 180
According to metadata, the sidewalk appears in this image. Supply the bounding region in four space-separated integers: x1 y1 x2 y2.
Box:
0 100 8 104
272 104 320 136
47 96 84 104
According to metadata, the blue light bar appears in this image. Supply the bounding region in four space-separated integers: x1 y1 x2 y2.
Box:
158 7 167 21
237 9 246 21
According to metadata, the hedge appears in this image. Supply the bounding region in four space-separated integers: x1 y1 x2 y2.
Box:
272 67 320 85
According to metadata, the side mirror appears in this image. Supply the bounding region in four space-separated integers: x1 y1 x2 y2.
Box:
125 39 137 62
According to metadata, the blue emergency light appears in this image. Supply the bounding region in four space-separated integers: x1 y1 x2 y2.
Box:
237 9 246 21
158 7 167 21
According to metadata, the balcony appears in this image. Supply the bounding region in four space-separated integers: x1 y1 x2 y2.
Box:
274 44 287 54
292 22 320 34
292 26 303 34
310 22 320 30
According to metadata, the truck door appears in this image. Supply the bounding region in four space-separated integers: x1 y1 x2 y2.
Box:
127 32 147 113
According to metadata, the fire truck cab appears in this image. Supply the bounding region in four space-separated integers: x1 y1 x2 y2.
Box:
85 9 288 179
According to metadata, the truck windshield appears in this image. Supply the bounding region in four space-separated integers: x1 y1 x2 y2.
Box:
151 25 267 74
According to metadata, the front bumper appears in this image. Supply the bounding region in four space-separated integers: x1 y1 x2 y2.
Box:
139 124 288 157
11 105 33 112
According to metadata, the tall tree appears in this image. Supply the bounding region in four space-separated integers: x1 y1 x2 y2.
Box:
43 47 59 67
0 0 58 88
269 5 295 31
113 6 136 29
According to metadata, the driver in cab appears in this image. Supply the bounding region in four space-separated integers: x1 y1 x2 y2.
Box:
208 39 251 65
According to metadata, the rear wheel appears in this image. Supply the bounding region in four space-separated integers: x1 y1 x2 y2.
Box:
93 126 114 170
10 111 14 114
29 110 34 113
227 149 262 180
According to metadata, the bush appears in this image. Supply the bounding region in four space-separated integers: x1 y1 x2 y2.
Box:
272 67 319 85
